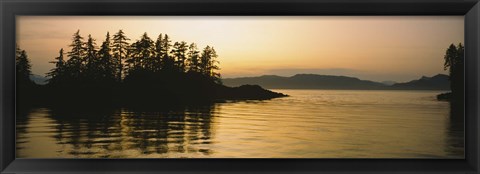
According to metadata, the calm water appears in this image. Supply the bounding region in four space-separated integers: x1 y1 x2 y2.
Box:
16 90 464 158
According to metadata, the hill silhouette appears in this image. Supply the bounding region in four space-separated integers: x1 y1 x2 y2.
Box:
223 74 450 90
30 74 48 85
381 81 397 86
223 74 386 89
391 74 449 90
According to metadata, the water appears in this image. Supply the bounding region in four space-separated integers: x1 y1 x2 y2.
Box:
16 90 464 158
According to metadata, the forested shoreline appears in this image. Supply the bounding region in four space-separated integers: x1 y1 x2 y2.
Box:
436 43 464 103
16 30 286 108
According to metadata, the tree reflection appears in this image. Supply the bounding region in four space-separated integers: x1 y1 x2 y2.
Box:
16 108 32 153
445 101 465 157
45 105 216 158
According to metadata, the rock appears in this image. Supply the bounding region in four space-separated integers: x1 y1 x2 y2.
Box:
437 92 451 101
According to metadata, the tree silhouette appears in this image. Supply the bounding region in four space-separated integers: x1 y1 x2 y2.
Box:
16 45 33 85
125 32 155 74
85 34 98 82
440 43 464 101
16 44 38 107
98 32 116 83
66 30 87 80
200 46 221 83
46 48 65 84
187 43 201 73
160 34 174 72
171 41 188 72
38 30 285 106
154 34 164 72
112 30 130 82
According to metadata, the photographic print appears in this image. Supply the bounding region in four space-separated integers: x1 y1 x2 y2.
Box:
15 16 464 158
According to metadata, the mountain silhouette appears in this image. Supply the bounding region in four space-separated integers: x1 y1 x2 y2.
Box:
30 74 48 85
223 74 450 90
223 74 386 89
390 74 450 90
381 81 397 86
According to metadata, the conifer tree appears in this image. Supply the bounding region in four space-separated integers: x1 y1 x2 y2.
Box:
187 43 200 73
154 34 164 72
443 43 464 98
16 45 32 84
98 32 116 82
171 41 188 72
85 34 98 80
126 32 155 73
161 34 174 71
46 48 65 83
112 30 130 81
66 30 86 79
200 46 221 83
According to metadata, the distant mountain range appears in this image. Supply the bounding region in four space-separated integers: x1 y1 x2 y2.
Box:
30 74 48 85
222 74 450 90
390 74 450 90
381 80 397 86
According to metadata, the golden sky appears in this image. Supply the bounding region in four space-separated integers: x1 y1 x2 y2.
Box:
17 16 463 82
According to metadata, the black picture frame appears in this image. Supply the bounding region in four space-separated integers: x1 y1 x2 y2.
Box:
1 0 479 173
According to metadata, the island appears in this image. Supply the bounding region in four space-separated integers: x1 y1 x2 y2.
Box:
15 30 287 108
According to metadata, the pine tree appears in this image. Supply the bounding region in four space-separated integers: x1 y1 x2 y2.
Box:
85 34 98 80
200 46 221 83
161 34 174 71
444 44 457 75
443 43 464 99
98 32 116 82
209 47 221 83
171 41 188 72
125 32 155 73
187 43 200 73
16 45 32 84
112 30 130 81
140 33 156 71
454 43 465 98
16 45 35 104
46 48 65 84
154 34 164 72
66 30 86 79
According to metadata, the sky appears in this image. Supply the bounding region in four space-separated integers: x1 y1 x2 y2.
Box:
16 16 464 82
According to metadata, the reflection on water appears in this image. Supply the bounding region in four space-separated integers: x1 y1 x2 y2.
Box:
16 90 464 158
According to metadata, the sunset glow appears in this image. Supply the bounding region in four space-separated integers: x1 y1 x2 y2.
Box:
17 16 463 82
